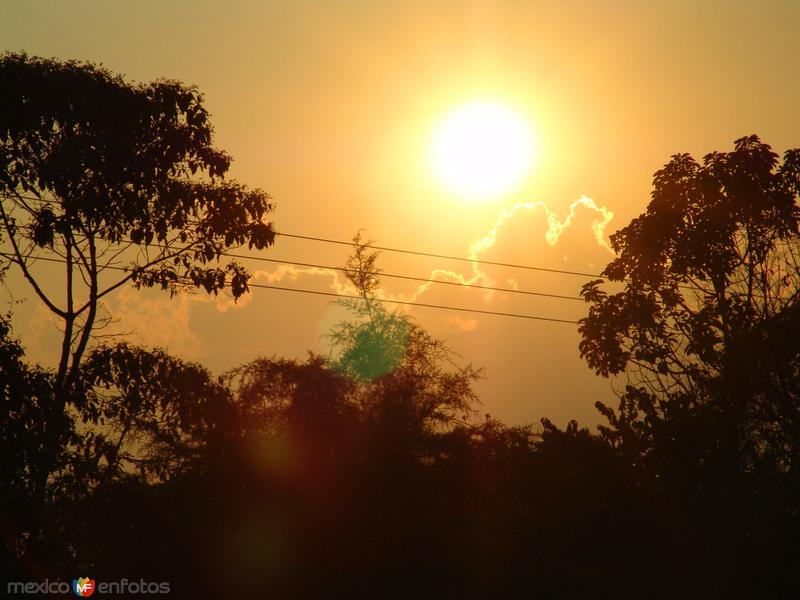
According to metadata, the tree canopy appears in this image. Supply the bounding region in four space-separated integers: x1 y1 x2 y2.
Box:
579 136 800 565
0 52 275 389
580 136 800 380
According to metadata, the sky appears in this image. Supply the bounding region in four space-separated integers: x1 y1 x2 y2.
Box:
2 0 799 426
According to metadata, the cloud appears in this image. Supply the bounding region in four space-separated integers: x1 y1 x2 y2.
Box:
102 287 203 359
472 195 614 257
219 195 614 319
446 315 479 332
253 264 354 294
45 195 613 366
393 195 614 303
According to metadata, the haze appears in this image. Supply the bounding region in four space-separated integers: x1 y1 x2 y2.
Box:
2 0 799 426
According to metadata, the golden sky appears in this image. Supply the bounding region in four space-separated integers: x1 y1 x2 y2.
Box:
2 0 799 425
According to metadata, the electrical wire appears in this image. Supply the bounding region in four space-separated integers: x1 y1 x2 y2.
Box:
6 221 605 280
275 231 604 279
0 251 580 324
247 282 578 324
218 253 584 302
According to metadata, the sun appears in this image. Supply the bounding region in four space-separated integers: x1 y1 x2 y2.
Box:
430 100 535 201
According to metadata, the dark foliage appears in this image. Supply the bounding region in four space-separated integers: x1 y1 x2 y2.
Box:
0 52 275 527
580 135 800 594
0 52 274 388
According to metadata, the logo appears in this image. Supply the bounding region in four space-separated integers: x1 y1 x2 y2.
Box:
72 577 95 597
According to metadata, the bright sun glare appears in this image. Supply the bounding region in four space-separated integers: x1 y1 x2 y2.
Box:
430 100 535 201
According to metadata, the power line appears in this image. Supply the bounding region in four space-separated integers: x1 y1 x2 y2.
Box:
219 253 584 302
1 225 586 301
0 252 580 324
247 282 579 324
274 232 605 279
4 200 766 301
6 221 605 280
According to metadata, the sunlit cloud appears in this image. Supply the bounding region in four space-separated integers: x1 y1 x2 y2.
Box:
394 195 613 303
446 315 479 332
253 264 355 294
225 195 614 319
102 288 203 359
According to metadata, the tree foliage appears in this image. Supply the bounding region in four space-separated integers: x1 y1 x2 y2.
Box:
0 317 61 495
0 52 275 389
326 232 481 433
579 135 800 508
326 231 411 381
77 343 235 484
580 136 800 383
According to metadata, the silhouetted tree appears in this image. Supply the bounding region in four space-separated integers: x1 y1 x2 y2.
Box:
0 52 274 500
326 234 482 465
580 135 800 461
579 135 800 592
0 317 63 579
0 52 274 386
327 232 411 381
77 343 235 485
190 238 489 594
225 353 363 485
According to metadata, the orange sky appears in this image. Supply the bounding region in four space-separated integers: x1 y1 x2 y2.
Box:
3 0 799 425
